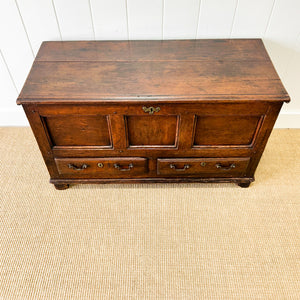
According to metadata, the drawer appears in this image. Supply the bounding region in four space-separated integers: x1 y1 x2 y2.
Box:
157 157 250 177
55 157 148 177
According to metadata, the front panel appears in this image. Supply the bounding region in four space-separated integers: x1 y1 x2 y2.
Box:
24 101 279 185
193 115 263 147
43 115 112 147
126 115 179 147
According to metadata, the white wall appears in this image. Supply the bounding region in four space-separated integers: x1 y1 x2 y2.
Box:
0 0 299 127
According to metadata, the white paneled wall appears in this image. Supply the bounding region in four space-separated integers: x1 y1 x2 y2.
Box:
163 0 200 39
90 0 128 40
127 0 163 39
231 0 275 37
53 0 94 40
0 0 34 91
17 0 61 55
197 0 238 38
0 0 299 127
0 51 18 108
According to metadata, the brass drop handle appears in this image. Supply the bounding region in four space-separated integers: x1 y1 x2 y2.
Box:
68 163 88 170
114 163 134 171
170 164 190 171
215 163 235 170
142 106 160 114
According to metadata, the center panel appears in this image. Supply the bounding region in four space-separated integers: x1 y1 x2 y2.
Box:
125 115 179 148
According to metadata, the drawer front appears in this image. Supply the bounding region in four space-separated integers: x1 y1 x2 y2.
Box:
157 157 250 177
55 157 148 177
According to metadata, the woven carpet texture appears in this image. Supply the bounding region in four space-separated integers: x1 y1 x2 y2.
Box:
0 128 299 299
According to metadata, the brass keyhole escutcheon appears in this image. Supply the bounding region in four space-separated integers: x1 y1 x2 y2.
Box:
97 163 104 168
200 162 206 167
142 106 160 114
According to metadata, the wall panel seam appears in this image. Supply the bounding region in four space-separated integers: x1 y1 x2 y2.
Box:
195 0 202 39
229 0 239 38
263 0 276 37
0 50 19 94
125 0 129 40
162 0 165 39
14 0 35 57
88 0 96 40
51 0 62 40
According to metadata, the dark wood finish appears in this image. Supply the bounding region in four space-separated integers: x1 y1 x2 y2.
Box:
43 115 111 147
193 115 262 146
18 60 288 101
55 157 148 177
17 39 290 189
157 157 250 177
54 183 70 190
34 40 271 62
238 181 251 188
126 115 178 147
17 40 290 103
50 177 255 186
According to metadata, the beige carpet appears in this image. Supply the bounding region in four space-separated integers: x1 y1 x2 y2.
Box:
0 128 299 299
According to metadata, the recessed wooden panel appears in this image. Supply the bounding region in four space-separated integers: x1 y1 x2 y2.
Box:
126 115 178 147
44 115 111 146
194 115 262 146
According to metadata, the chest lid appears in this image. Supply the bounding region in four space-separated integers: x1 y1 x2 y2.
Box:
17 39 290 104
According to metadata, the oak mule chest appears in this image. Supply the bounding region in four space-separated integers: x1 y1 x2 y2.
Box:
17 39 290 189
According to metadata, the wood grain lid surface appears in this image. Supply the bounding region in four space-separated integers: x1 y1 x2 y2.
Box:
17 39 290 104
